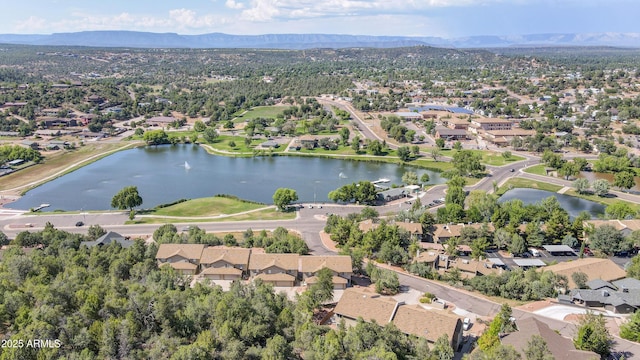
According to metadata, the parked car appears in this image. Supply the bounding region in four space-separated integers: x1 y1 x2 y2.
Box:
463 318 472 331
75 221 84 227
510 168 515 172
428 203 435 207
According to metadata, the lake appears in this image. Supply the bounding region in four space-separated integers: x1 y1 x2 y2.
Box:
499 188 605 218
9 144 445 211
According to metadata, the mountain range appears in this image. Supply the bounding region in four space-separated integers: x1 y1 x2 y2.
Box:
0 31 639 49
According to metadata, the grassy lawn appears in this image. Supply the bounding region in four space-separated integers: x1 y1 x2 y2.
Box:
297 145 358 155
234 106 285 121
128 208 296 224
204 135 288 153
0 142 135 192
437 149 524 166
524 164 548 176
496 178 563 195
564 189 640 211
149 196 267 217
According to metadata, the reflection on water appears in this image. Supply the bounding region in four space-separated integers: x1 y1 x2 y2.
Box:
10 144 445 211
499 188 605 219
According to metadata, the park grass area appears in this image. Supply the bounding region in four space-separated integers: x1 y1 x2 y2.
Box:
564 189 640 211
524 164 548 176
496 178 563 195
150 196 267 217
206 135 287 153
438 149 524 166
234 106 285 121
0 142 136 193
128 208 296 224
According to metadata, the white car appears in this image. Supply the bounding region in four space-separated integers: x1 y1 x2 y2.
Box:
463 318 472 330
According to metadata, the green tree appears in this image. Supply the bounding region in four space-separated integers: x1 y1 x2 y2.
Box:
351 135 361 152
367 140 384 155
339 127 350 145
272 188 298 211
193 120 206 132
202 127 219 143
420 173 430 184
142 129 169 145
592 179 610 197
430 147 441 161
606 201 636 219
508 234 527 256
402 171 419 185
614 170 636 191
524 335 554 360
620 310 640 342
262 334 291 360
397 146 411 161
431 334 454 360
453 141 462 151
452 150 485 177
111 186 143 213
625 254 640 279
502 151 512 160
435 138 445 148
589 224 630 254
87 225 107 240
559 161 580 180
573 312 612 358
308 267 335 307
573 178 590 194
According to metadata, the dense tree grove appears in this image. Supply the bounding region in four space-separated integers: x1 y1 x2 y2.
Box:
0 226 447 359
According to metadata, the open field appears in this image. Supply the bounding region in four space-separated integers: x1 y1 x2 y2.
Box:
0 142 141 194
150 196 267 217
496 178 563 195
439 149 524 166
234 106 286 121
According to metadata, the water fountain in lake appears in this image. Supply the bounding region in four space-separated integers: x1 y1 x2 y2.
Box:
184 161 191 170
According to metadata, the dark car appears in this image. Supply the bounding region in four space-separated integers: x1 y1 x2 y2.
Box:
75 221 84 227
510 168 515 172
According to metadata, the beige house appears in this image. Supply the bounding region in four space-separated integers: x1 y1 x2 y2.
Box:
542 258 627 289
502 317 598 360
470 118 513 132
300 255 353 289
156 244 206 275
333 288 463 350
249 253 300 286
199 246 251 280
358 220 423 240
431 223 494 244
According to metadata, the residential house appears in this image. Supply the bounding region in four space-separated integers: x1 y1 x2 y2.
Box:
332 288 463 350
1 102 27 108
146 116 177 127
298 135 317 148
501 317 599 360
584 219 640 238
542 258 627 289
82 231 134 248
249 253 299 286
431 223 494 244
199 246 251 281
299 255 353 289
42 118 77 128
260 140 280 148
570 287 640 314
21 140 39 149
155 244 206 276
358 220 423 240
435 126 468 140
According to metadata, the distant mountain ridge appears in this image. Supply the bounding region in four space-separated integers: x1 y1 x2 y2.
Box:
0 31 639 49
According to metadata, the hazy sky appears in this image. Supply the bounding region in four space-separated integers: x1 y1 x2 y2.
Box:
2 0 638 37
